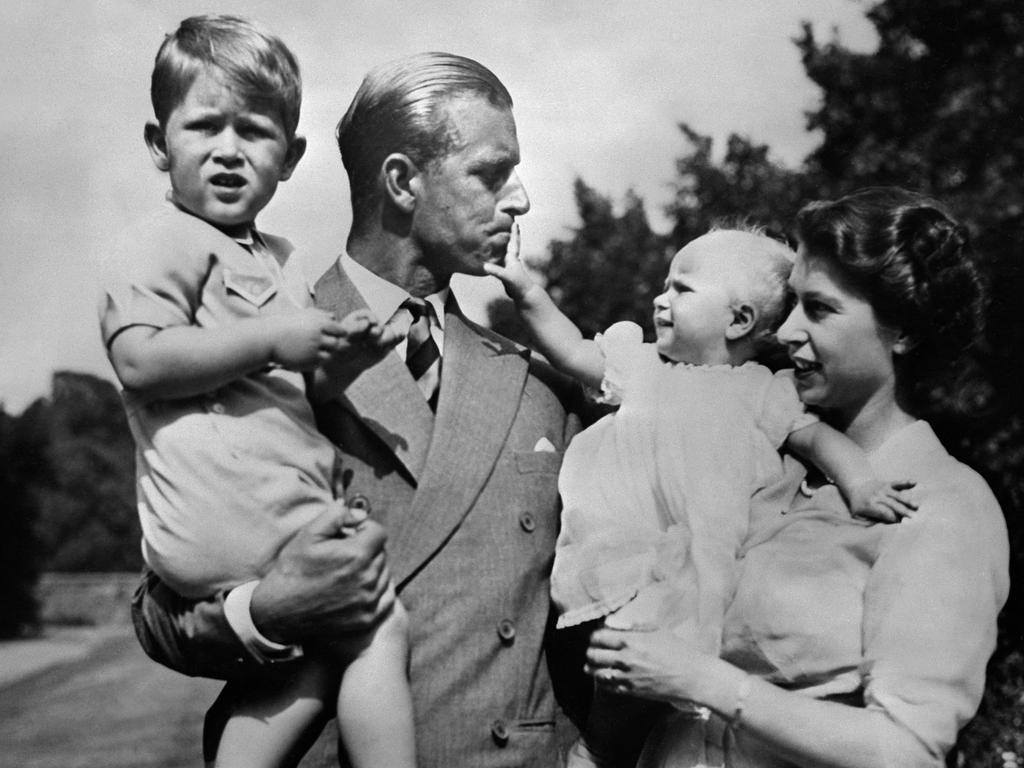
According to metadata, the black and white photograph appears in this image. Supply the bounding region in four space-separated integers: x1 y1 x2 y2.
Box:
1 2 1021 767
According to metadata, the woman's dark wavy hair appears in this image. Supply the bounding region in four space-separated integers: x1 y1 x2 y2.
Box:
795 186 989 417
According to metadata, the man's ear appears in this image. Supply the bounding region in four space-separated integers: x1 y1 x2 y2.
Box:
725 302 758 341
278 135 307 181
144 122 170 171
383 153 419 214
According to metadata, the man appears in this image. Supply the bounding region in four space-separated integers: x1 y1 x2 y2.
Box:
132 52 586 767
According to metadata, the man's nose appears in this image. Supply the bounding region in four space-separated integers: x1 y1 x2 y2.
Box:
501 170 530 216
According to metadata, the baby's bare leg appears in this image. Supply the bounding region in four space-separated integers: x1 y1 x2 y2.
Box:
333 593 416 768
210 658 337 768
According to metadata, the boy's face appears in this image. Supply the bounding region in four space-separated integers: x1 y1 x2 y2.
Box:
144 70 305 232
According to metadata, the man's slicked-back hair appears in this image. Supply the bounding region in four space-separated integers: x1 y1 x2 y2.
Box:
150 14 302 137
336 52 513 233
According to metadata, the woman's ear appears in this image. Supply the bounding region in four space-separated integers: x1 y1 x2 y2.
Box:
144 122 170 171
383 153 419 214
725 302 758 341
892 331 917 356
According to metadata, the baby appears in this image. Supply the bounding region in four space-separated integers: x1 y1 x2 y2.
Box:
98 15 413 768
486 224 915 766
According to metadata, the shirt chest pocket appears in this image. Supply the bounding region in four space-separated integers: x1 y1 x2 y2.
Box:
223 268 277 309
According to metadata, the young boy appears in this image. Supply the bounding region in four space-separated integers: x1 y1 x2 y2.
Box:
98 16 414 768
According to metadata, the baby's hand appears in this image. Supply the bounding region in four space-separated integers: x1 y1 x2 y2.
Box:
482 222 535 301
847 479 917 523
269 308 348 371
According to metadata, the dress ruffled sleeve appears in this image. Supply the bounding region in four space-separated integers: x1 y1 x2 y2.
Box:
756 369 819 448
593 321 651 406
861 468 1008 763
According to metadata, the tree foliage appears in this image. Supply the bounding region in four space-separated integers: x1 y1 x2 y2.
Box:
0 408 43 637
4 372 141 584
542 178 672 339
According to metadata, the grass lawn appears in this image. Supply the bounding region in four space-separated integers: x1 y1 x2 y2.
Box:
0 629 222 768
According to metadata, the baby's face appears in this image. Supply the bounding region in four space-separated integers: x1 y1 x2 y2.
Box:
146 69 304 232
652 236 741 365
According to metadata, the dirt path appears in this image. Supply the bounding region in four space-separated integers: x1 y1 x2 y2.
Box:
0 629 222 768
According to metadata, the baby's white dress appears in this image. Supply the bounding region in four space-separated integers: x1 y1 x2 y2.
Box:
551 322 816 652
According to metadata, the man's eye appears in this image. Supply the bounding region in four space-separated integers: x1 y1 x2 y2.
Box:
478 166 509 189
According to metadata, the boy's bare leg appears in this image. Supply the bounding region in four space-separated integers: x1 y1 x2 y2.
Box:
210 657 337 768
334 595 416 768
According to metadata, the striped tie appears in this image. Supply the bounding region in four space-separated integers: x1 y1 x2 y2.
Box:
403 298 441 409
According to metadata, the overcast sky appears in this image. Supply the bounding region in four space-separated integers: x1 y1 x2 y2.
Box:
0 1 875 413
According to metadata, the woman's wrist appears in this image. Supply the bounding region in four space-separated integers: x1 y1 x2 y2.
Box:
687 656 753 720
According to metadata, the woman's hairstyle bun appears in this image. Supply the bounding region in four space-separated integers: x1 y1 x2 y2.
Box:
796 187 989 416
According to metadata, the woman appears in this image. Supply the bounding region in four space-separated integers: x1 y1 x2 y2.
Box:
586 187 1009 767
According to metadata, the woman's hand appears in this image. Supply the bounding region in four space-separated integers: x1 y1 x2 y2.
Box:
585 625 720 708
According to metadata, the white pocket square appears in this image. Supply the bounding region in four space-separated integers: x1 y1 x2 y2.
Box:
533 437 557 453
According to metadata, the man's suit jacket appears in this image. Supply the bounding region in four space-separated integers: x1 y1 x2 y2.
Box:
131 260 586 768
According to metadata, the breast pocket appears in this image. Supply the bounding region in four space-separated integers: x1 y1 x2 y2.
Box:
223 268 277 309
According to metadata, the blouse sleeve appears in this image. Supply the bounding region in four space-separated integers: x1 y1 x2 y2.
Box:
861 466 1009 764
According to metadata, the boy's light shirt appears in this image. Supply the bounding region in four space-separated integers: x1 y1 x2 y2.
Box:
226 252 447 662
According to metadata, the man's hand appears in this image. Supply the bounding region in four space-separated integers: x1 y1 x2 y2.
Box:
250 504 393 643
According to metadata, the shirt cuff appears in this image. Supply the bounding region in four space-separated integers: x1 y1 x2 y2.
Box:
223 580 304 664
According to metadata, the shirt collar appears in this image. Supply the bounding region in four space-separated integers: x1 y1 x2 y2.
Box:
339 253 448 329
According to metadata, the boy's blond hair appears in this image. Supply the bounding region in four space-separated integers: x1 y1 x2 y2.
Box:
150 14 302 137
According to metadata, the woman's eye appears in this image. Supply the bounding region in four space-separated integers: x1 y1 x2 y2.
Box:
804 300 832 318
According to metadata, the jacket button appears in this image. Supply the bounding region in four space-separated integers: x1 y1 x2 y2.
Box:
497 619 516 644
519 513 536 532
347 494 372 513
490 719 510 745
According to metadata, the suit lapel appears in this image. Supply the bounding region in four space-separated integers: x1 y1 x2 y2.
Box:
390 299 531 587
314 262 434 480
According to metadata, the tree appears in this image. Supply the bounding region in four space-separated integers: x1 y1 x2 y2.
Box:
667 124 812 247
32 372 141 572
0 407 43 637
542 178 672 339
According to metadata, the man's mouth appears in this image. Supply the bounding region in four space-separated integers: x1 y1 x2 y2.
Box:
210 173 246 188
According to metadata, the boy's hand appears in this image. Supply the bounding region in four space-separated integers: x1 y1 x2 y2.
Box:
483 222 536 302
319 308 402 385
847 479 918 523
269 308 348 371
